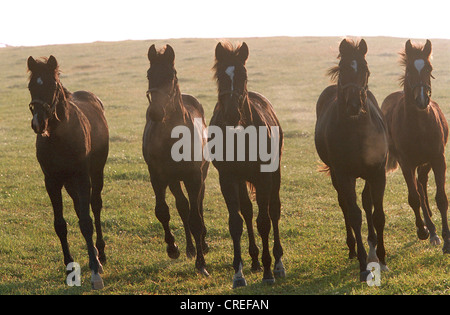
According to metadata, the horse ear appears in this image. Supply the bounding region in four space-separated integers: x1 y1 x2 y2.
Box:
423 39 432 58
237 42 249 64
339 39 352 56
405 40 414 55
164 44 175 65
215 42 227 62
47 55 58 72
148 44 157 63
27 56 37 72
358 39 368 56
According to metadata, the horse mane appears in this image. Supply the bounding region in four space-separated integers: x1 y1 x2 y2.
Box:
399 41 433 87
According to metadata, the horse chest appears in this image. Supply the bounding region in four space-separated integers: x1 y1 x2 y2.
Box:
394 117 444 163
36 136 89 175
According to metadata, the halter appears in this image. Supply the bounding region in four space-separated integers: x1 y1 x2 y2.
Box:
146 76 178 105
405 74 432 98
28 80 64 121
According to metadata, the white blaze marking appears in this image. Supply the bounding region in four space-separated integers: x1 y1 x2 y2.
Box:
37 77 43 85
350 60 357 73
414 59 425 73
225 66 235 93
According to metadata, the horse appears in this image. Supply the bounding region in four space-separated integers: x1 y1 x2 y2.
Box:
314 39 389 281
27 55 109 290
381 40 450 253
143 44 210 276
210 41 285 288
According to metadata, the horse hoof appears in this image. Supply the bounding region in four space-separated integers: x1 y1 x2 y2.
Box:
273 261 286 278
232 277 247 289
360 270 372 283
91 272 104 290
442 241 450 254
417 227 430 240
380 263 390 272
251 261 261 272
167 244 180 259
262 277 275 285
430 235 441 246
186 246 196 259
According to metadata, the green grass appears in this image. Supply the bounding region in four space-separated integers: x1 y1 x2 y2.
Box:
1 37 450 295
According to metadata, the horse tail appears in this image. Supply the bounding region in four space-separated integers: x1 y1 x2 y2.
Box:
246 181 256 201
317 162 331 176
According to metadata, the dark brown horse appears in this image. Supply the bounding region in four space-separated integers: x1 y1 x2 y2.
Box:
210 41 285 288
143 44 210 276
315 39 389 281
27 56 109 289
381 40 450 253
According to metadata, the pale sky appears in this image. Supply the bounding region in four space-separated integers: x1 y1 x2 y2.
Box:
1 0 449 47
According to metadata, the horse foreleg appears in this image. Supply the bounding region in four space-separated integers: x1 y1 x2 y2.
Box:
418 164 439 245
169 181 195 258
184 174 208 277
239 181 260 272
46 177 73 268
331 171 356 259
335 173 368 281
219 174 245 288
151 176 179 259
401 166 430 240
72 174 104 290
269 170 284 278
368 171 388 270
255 179 274 284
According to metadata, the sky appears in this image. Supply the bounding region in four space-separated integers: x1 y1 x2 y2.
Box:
1 0 449 47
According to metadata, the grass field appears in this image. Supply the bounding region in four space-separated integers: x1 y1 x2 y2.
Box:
1 36 450 295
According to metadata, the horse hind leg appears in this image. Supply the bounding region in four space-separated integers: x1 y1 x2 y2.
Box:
90 170 107 264
169 181 196 258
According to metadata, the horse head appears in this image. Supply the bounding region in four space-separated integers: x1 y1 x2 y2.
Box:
402 39 433 110
146 44 180 122
27 55 66 135
331 39 370 118
214 41 250 125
